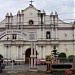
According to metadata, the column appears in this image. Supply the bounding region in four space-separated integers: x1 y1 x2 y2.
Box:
51 28 53 39
17 15 19 25
16 46 18 59
10 13 13 25
41 46 43 59
43 46 46 58
41 30 43 40
19 46 21 59
9 46 11 59
34 42 36 67
56 28 58 39
73 29 75 55
53 29 56 39
31 42 33 68
21 46 23 59
22 46 25 61
51 16 54 25
39 46 41 59
4 46 6 59
74 45 75 56
17 11 21 25
6 46 8 59
21 13 24 25
43 28 45 39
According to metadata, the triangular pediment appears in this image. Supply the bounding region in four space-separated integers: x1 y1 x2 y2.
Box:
22 4 39 13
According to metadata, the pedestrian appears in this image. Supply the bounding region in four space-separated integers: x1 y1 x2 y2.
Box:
0 60 2 73
0 60 1 66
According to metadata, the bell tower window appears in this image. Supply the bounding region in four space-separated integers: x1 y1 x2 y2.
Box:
12 34 17 39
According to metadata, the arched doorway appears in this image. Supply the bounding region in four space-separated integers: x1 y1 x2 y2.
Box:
25 48 31 64
25 48 38 64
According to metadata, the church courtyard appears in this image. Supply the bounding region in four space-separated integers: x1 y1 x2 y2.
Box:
1 71 49 75
1 70 75 75
0 64 74 75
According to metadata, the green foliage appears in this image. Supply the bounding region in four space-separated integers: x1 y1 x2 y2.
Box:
68 55 75 62
58 52 67 58
0 54 3 60
52 45 59 57
58 52 67 62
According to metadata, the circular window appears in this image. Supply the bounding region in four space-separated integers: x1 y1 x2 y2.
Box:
29 20 34 25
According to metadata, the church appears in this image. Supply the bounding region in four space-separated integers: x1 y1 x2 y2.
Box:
0 1 75 64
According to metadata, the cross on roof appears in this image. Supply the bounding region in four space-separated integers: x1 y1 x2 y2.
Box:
30 0 33 5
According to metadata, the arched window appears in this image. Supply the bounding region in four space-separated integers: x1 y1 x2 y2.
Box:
12 34 17 39
29 20 34 25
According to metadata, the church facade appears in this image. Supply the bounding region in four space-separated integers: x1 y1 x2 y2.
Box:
0 4 75 63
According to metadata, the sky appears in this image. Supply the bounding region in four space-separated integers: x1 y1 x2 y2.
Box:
0 0 75 23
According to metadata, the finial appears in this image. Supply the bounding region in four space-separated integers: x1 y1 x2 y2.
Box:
55 11 58 15
74 21 75 24
6 13 9 17
10 12 13 17
29 0 33 5
51 11 53 15
17 10 20 15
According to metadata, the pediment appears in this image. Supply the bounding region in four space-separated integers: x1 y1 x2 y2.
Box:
22 5 38 13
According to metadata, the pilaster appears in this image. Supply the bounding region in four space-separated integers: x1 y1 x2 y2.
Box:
43 46 46 58
73 21 75 55
55 28 58 39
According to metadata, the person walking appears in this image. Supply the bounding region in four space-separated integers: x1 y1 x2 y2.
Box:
0 60 2 73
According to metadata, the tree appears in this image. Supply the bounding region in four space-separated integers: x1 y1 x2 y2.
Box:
51 46 59 58
68 55 75 62
0 54 3 60
58 52 67 62
58 52 66 58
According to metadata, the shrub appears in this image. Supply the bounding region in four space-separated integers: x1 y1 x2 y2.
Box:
58 52 67 58
58 52 67 62
68 55 75 62
0 54 3 60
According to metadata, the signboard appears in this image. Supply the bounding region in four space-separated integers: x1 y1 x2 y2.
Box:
46 55 52 61
46 55 52 73
0 30 27 39
65 70 72 74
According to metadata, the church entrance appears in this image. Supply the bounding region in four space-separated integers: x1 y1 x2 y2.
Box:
25 48 38 64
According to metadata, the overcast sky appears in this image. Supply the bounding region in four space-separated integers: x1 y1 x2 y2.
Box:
0 0 75 23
